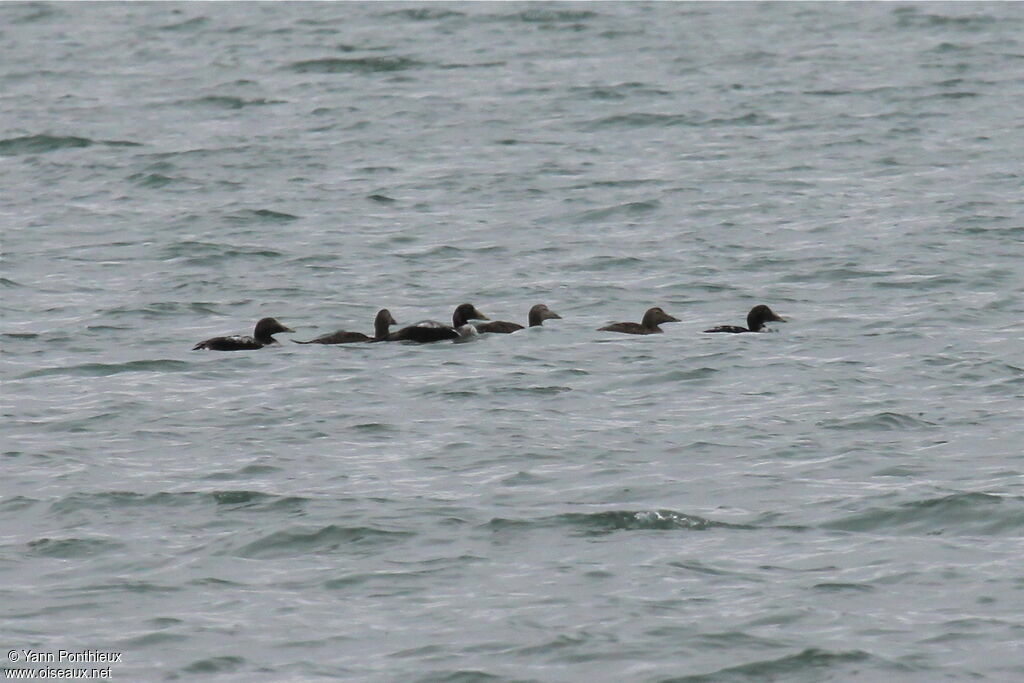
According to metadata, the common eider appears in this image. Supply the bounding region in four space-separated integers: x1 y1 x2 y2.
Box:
599 307 680 335
192 317 294 351
476 303 561 334
386 303 489 343
293 309 396 344
703 304 786 333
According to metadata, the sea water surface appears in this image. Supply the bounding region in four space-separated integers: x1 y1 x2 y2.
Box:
2 2 1023 681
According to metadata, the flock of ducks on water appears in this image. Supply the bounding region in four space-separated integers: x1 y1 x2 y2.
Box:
192 303 787 351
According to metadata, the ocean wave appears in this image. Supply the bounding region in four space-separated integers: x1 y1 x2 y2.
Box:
383 8 466 21
287 56 422 74
820 492 1023 535
47 490 309 515
18 359 190 379
27 536 124 558
486 510 749 535
667 647 897 682
224 208 301 223
231 524 413 559
818 412 937 431
176 95 286 109
0 134 141 156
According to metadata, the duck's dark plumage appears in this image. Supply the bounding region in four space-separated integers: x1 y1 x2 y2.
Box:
192 317 294 351
475 320 523 334
293 309 396 344
387 320 461 343
476 303 561 334
599 307 680 335
703 325 749 334
386 303 488 343
295 330 372 344
703 304 786 333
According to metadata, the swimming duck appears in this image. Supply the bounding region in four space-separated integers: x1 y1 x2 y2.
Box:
598 307 680 335
703 304 786 333
386 303 489 343
192 317 294 351
293 309 397 344
476 303 562 334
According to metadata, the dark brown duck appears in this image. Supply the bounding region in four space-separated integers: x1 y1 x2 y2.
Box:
293 309 397 344
476 303 561 334
599 307 680 335
703 305 786 333
386 303 488 343
192 317 294 351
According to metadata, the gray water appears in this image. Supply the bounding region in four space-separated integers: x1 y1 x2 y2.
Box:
2 2 1023 681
